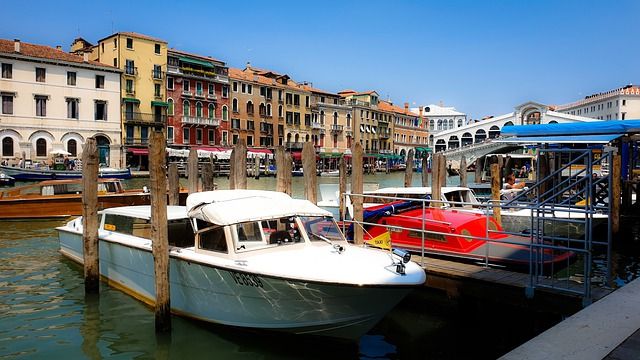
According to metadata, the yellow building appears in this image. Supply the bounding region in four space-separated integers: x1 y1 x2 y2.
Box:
72 32 168 169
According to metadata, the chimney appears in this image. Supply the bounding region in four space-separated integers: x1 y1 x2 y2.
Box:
56 45 62 50
83 52 89 62
14 39 20 53
404 102 409 112
246 61 251 69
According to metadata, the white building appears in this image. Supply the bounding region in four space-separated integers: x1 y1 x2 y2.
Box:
410 103 467 147
555 84 640 120
0 39 122 167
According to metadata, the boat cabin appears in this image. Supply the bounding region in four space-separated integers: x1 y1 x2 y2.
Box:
0 178 126 198
362 187 480 209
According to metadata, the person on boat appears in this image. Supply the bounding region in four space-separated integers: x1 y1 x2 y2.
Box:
504 173 526 190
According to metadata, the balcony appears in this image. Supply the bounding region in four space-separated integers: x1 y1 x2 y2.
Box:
152 70 163 80
124 137 148 146
311 121 323 129
124 112 166 125
330 124 343 133
180 66 229 84
379 129 391 139
195 90 205 98
182 90 193 97
285 142 303 150
181 116 220 127
207 93 217 100
124 66 138 76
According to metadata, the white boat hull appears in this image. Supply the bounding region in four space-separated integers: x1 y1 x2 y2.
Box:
58 228 413 340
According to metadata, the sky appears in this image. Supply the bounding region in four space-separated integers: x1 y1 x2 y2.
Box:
2 0 640 119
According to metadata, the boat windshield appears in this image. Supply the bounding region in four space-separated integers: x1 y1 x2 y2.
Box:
299 216 346 243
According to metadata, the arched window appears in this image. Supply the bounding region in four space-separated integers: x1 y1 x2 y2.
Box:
430 119 434 130
457 119 463 127
196 102 203 117
222 106 228 121
448 119 454 129
2 137 14 157
36 138 47 157
504 121 514 127
333 112 338 125
320 111 325 124
167 98 174 116
278 105 283 118
488 125 500 139
208 103 215 118
232 98 238 112
246 101 254 114
305 134 310 142
294 134 299 143
461 132 473 146
347 114 351 127
266 103 272 117
435 139 446 153
447 136 459 150
474 129 487 143
259 103 266 117
183 100 190 117
67 139 77 156
437 120 442 130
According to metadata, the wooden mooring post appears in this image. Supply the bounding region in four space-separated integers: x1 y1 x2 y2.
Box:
474 157 483 184
431 153 442 207
275 146 292 195
168 163 180 206
201 162 215 191
339 156 347 221
229 139 247 190
459 155 467 187
438 154 447 189
302 142 317 204
612 154 621 235
149 130 171 332
421 156 429 187
187 148 198 195
82 137 99 294
352 143 364 244
404 149 414 187
491 163 502 225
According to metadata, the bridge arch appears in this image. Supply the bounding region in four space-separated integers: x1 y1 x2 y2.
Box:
435 139 446 152
474 129 486 143
461 132 473 146
489 125 500 139
448 135 459 150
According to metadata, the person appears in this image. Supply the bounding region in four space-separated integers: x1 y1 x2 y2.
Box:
504 173 525 190
518 165 527 177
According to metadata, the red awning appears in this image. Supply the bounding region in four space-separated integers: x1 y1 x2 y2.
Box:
197 146 223 152
128 148 149 156
291 151 302 161
248 148 273 154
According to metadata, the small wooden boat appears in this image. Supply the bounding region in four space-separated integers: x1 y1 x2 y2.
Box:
319 170 340 177
0 178 186 219
0 164 131 181
0 172 15 187
57 190 425 340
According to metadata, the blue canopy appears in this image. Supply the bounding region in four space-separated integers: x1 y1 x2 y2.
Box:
497 134 623 145
500 119 640 137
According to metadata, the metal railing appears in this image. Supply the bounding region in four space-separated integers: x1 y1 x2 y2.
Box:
181 116 220 126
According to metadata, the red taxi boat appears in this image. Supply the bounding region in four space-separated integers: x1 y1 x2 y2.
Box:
354 201 573 269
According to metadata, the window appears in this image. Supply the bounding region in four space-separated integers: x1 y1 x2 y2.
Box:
183 128 190 143
623 100 626 106
167 77 174 90
183 101 190 116
2 94 13 115
1 63 12 79
247 135 253 146
95 101 107 120
154 84 161 97
241 83 246 93
2 137 14 157
222 106 228 121
293 94 300 106
154 43 161 54
141 126 148 143
114 38 118 48
167 126 174 142
196 102 203 117
247 84 252 95
208 103 215 118
36 138 47 157
278 105 283 118
196 82 203 96
67 139 77 156
125 59 135 75
199 227 227 253
285 93 292 105
208 83 214 95
167 98 174 116
196 128 203 144
66 98 79 119
67 72 76 86
233 82 238 92
222 85 229 98
208 129 214 144
231 119 240 129
246 101 254 114
247 120 255 130
113 58 117 67
35 95 47 116
232 134 239 144
305 96 309 107
126 126 133 142
36 67 46 82
126 38 133 49
153 65 162 79
125 79 134 94
232 98 238 112
95 75 105 89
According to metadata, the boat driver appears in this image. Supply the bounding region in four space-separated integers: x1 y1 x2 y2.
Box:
504 173 526 190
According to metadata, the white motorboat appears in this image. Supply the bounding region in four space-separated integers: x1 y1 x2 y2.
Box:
57 190 425 340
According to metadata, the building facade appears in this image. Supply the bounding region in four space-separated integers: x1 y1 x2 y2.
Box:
339 90 393 154
410 103 467 148
378 101 429 158
304 86 352 154
166 49 229 148
1 39 122 166
73 32 168 169
555 84 640 121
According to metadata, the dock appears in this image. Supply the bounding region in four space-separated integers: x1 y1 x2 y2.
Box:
500 276 640 360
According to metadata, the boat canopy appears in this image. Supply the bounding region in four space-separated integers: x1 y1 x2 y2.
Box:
186 190 331 225
500 119 640 137
496 134 622 145
99 206 188 221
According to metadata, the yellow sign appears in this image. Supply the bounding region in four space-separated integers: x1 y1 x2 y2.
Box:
365 231 391 250
104 223 116 231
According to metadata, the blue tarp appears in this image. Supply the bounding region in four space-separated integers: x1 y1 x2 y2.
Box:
500 120 640 137
496 134 623 144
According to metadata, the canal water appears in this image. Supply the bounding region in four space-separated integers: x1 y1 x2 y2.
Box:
1 173 638 359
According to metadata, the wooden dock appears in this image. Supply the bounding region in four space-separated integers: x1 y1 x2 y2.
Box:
415 255 612 312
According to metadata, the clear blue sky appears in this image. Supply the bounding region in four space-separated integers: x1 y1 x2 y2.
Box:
2 0 639 119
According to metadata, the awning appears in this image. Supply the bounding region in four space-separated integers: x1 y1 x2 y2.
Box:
496 134 623 145
151 101 169 107
179 56 214 69
123 97 140 104
415 147 432 152
500 120 640 137
291 151 302 161
319 152 343 158
127 148 149 155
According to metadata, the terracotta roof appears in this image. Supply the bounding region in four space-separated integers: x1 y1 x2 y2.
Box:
378 100 414 115
98 32 167 44
229 67 312 93
299 84 337 96
338 89 356 95
168 48 224 65
0 39 116 69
